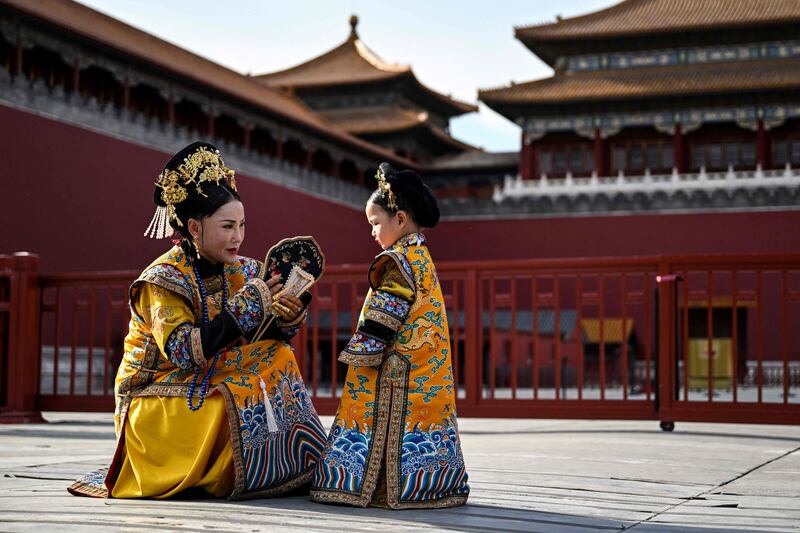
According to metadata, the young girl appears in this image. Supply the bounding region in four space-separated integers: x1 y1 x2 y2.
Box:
68 142 327 500
311 163 469 509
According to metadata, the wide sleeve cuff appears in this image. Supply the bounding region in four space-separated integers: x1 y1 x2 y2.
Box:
277 309 307 339
338 331 387 367
225 278 273 335
363 290 412 332
164 322 201 370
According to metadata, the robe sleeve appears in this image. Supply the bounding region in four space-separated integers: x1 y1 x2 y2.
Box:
338 255 415 367
134 277 273 369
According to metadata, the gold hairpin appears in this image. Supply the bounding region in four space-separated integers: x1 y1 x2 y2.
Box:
375 167 397 210
145 146 237 239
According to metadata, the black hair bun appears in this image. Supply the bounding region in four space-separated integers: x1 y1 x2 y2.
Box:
395 170 440 228
153 142 219 207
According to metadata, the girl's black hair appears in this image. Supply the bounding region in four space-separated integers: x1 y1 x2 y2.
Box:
368 162 440 228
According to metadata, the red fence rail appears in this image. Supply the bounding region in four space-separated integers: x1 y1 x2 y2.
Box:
1 253 799 426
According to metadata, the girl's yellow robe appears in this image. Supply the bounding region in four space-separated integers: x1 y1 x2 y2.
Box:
311 232 469 508
68 245 327 499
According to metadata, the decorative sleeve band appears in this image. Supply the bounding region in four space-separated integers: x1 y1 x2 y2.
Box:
164 322 200 370
338 331 387 367
225 278 273 335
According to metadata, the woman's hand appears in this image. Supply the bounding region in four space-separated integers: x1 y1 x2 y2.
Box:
274 295 304 323
266 274 283 299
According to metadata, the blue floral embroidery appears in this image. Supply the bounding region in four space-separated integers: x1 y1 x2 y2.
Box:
164 322 195 369
144 264 194 301
394 232 426 249
342 332 385 355
226 283 264 333
227 257 260 281
368 290 411 321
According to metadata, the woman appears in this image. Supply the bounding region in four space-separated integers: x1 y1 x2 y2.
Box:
68 142 327 499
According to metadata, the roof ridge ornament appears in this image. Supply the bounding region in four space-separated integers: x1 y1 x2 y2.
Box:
349 14 359 39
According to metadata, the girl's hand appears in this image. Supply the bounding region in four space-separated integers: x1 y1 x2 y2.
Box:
275 295 304 322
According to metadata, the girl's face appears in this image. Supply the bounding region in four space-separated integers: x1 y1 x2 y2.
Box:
366 201 403 250
189 200 246 264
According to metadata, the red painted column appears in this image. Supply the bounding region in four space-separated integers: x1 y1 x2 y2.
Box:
167 94 175 126
305 148 314 169
756 119 769 169
207 111 215 138
673 123 684 172
15 36 22 76
0 253 44 424
331 159 341 179
275 138 284 160
519 131 530 180
593 128 603 175
122 78 130 109
243 124 251 151
71 59 80 93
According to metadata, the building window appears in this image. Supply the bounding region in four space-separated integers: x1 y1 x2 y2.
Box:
610 141 672 175
773 139 800 167
539 151 552 175
692 141 757 171
536 144 593 177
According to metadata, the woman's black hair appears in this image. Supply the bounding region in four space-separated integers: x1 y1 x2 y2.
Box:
368 162 440 228
168 181 240 239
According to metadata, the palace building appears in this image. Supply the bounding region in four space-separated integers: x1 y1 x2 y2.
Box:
255 16 477 164
480 0 800 216
254 16 518 199
0 0 798 274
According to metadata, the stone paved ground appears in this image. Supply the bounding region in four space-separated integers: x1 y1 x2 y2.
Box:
1 413 799 532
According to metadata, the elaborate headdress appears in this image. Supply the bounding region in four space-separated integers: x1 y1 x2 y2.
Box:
144 142 237 239
374 162 398 210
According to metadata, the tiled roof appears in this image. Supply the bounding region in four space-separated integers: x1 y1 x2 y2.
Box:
2 0 416 167
253 17 476 116
516 0 800 41
319 105 475 153
320 106 430 135
429 151 519 170
480 57 800 105
255 36 409 87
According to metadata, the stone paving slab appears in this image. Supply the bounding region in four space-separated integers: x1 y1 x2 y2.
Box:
0 414 798 532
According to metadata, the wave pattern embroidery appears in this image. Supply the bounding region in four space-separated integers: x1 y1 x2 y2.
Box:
399 420 469 502
238 370 326 492
315 421 372 493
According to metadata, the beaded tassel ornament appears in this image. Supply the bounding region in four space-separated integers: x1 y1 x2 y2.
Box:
186 263 224 412
143 205 173 239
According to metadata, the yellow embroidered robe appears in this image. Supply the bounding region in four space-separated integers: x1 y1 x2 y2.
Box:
68 245 327 499
311 233 469 508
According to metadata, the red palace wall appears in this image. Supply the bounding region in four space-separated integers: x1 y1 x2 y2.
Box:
429 211 799 262
1 104 377 272
2 103 799 273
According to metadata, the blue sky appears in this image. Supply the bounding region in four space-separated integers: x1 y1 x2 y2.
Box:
77 0 617 152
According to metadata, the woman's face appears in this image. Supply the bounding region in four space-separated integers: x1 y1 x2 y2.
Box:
365 201 403 250
190 200 245 264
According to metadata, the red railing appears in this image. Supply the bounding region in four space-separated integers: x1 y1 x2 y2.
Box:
1 253 799 426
